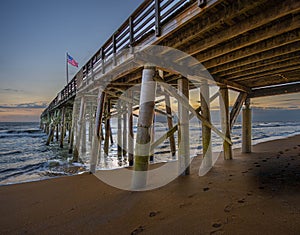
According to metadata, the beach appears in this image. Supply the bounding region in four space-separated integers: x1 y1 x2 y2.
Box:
1 135 300 235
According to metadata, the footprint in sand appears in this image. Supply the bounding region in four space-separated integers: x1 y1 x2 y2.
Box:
149 211 160 217
203 187 210 192
224 203 233 213
210 229 224 235
131 226 145 235
237 199 245 204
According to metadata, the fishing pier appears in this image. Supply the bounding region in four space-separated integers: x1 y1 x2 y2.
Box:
40 0 300 188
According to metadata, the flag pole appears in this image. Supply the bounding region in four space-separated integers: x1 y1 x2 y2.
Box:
66 52 69 84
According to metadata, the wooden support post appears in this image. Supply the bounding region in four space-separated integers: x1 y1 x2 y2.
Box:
133 66 157 189
178 77 190 175
73 96 85 162
104 99 111 157
117 101 123 160
46 123 55 146
110 125 114 145
230 92 247 129
81 105 87 154
165 94 176 157
69 104 77 155
60 107 65 148
200 81 212 168
89 108 93 143
128 90 134 166
68 121 72 144
242 98 252 153
56 124 59 141
90 91 106 173
219 86 233 160
150 113 155 162
123 102 128 158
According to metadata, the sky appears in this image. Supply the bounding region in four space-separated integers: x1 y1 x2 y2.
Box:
0 0 299 122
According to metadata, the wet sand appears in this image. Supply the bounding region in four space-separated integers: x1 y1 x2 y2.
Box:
1 135 300 234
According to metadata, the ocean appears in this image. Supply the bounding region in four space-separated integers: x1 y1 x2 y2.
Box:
1 121 300 186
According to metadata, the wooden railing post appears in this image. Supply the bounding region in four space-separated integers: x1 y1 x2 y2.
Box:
155 0 161 37
112 34 117 66
101 47 105 74
129 16 134 53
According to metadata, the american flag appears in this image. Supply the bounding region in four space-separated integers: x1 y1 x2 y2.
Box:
67 54 78 67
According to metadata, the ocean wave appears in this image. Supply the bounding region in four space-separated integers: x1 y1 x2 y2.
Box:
0 150 22 156
0 133 45 139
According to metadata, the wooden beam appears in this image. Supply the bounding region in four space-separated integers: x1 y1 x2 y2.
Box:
200 81 212 170
153 74 233 144
249 83 300 98
104 99 111 157
210 41 300 74
242 99 252 153
165 94 176 157
234 64 300 82
165 0 271 50
219 86 233 160
182 15 300 63
128 90 134 166
178 77 190 176
230 92 248 129
132 66 157 189
227 57 300 81
205 29 300 70
242 70 300 88
117 101 122 160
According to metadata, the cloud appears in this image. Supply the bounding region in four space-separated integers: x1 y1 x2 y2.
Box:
0 102 47 109
0 88 24 93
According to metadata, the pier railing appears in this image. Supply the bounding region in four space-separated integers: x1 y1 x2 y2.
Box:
42 0 207 117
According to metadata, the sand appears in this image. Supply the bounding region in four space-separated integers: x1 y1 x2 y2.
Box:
1 135 300 235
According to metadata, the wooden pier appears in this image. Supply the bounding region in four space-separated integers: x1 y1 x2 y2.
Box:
41 0 300 188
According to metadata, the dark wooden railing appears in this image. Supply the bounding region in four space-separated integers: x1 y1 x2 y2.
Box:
41 0 207 117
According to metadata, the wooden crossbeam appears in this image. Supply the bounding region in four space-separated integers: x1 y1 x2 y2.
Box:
205 29 300 70
186 13 300 65
249 83 300 98
230 92 247 130
153 74 233 145
216 51 300 78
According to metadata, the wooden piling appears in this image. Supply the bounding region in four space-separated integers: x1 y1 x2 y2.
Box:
60 107 65 148
165 94 176 157
69 103 77 155
178 77 190 175
81 109 87 154
150 112 155 162
46 123 55 146
219 86 233 160
104 99 111 156
90 91 106 173
242 98 252 153
123 102 128 159
128 90 134 166
200 81 212 168
133 66 157 188
73 96 85 162
117 101 123 159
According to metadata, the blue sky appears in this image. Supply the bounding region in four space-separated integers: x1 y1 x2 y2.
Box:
0 0 143 121
0 0 299 122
